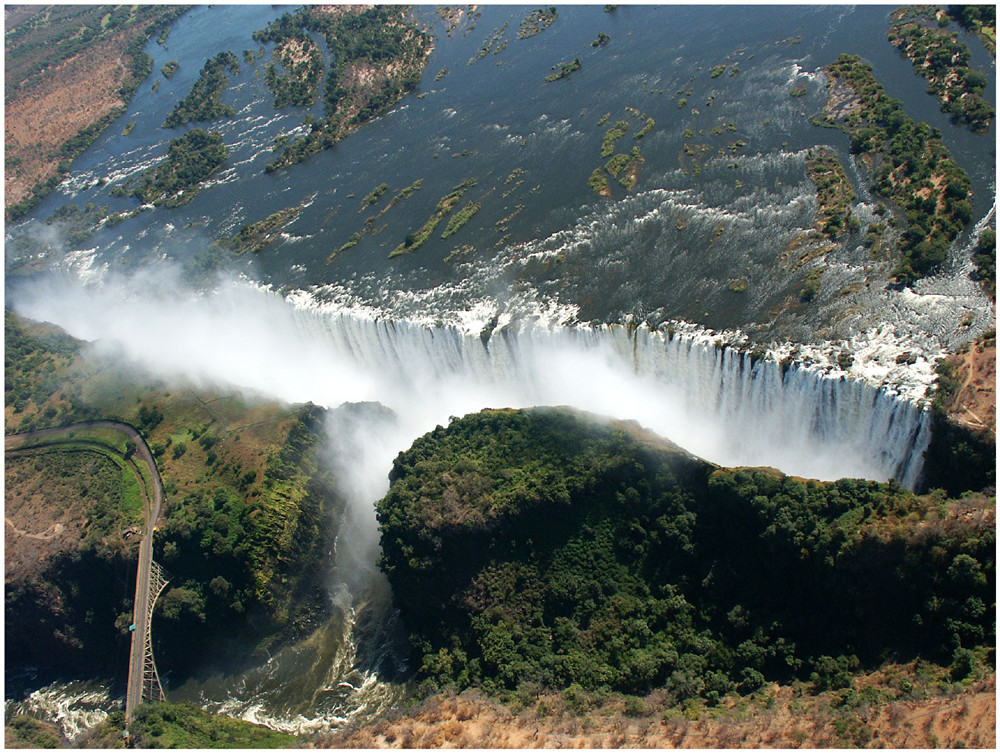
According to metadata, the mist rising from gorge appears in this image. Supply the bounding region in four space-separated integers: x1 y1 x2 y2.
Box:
9 267 930 497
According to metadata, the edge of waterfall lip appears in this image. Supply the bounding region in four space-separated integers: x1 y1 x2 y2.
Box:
271 278 941 406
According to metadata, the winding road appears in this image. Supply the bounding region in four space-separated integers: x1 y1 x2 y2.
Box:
5 421 166 723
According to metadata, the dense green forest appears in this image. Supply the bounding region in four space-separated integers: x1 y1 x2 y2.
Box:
821 54 975 285
378 408 995 703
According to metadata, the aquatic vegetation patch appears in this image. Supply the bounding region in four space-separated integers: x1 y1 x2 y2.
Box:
225 204 303 255
471 22 508 63
391 178 478 257
442 201 481 239
361 183 390 210
518 7 558 39
544 58 581 83
325 179 425 263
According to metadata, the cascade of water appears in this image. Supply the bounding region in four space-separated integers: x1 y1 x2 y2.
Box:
290 305 931 488
11 271 930 487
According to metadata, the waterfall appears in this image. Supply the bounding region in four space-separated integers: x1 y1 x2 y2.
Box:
10 273 934 734
290 306 931 488
11 273 931 488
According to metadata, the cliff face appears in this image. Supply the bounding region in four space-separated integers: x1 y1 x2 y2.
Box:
921 332 997 496
377 408 995 702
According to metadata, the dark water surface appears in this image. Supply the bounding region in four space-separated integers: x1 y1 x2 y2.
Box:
8 5 994 334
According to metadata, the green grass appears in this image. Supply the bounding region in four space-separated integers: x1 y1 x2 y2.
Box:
117 455 146 521
7 427 150 529
441 201 480 238
117 702 295 748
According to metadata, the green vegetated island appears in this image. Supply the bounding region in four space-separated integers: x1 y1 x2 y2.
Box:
258 6 434 172
888 6 995 133
163 51 241 128
813 54 981 289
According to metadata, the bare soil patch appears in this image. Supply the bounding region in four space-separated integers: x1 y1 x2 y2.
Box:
4 451 122 586
943 341 997 435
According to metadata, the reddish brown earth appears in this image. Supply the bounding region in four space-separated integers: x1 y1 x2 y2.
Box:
942 340 997 436
5 36 128 208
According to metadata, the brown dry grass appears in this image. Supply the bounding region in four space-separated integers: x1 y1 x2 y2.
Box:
317 671 996 749
275 37 318 69
312 4 374 19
